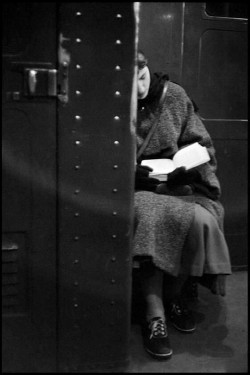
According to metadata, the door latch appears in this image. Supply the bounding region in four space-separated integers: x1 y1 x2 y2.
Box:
24 64 68 103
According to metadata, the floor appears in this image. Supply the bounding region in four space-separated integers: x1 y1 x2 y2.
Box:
127 271 248 373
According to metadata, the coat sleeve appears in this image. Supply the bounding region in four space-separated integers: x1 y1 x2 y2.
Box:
177 89 222 200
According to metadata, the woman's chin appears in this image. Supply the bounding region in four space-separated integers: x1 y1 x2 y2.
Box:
138 92 148 100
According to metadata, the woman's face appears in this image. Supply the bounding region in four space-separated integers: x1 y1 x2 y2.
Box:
138 66 150 99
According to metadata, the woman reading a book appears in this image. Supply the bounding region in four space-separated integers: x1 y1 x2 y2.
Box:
134 51 231 359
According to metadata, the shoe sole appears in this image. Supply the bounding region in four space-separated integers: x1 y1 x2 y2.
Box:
145 346 173 360
172 322 196 333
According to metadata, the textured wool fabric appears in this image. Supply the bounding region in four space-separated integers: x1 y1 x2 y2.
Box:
181 204 232 276
133 81 231 276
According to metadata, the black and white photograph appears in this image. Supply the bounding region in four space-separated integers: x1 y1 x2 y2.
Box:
2 2 248 373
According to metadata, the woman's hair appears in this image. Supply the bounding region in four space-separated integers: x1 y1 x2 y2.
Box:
138 50 148 70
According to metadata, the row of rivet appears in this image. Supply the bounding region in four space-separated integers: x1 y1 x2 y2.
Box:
75 11 122 18
75 64 121 71
75 38 122 45
71 11 123 315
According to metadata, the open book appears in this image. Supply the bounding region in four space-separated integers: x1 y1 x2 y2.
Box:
141 142 210 181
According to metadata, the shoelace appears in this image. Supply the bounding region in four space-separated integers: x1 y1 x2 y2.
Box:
172 302 189 315
149 319 167 339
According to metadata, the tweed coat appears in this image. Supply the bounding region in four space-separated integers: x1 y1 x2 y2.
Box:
133 81 226 276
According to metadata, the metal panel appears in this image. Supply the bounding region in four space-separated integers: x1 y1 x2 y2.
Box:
182 3 248 268
57 3 136 372
2 3 57 372
138 2 184 82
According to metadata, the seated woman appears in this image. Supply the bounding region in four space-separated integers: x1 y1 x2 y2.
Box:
133 51 231 360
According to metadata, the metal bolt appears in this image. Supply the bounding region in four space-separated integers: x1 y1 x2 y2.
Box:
74 189 80 194
76 64 82 69
113 165 118 169
76 11 82 16
115 91 121 96
112 234 117 238
115 39 122 45
114 116 120 121
75 140 81 145
115 65 121 71
112 211 117 216
114 141 119 145
76 38 82 43
116 14 122 18
74 212 80 217
112 188 118 193
75 115 81 120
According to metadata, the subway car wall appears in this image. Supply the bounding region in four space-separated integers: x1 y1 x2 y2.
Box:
2 2 138 372
138 2 248 270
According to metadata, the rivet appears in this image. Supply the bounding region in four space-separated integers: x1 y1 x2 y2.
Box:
76 11 82 16
115 65 121 71
111 279 116 284
12 92 21 101
116 14 122 18
113 165 118 169
76 38 82 43
112 234 117 238
74 236 80 241
114 141 120 145
76 64 82 69
74 212 80 217
115 91 121 96
74 165 80 170
74 303 79 308
75 140 81 145
75 115 81 120
115 39 122 45
112 211 117 216
114 116 120 121
111 257 116 262
74 189 80 194
74 281 79 286
75 90 82 95
73 259 79 264
112 188 118 193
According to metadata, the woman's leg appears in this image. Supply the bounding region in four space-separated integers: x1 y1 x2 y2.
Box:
140 262 165 321
139 262 173 359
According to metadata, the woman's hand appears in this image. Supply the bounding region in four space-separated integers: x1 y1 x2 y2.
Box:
167 167 200 188
135 165 160 192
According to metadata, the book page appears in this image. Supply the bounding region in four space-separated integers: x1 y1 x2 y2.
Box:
173 142 210 170
141 159 175 175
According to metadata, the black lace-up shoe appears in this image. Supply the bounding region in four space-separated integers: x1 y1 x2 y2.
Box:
167 299 196 333
142 317 173 359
